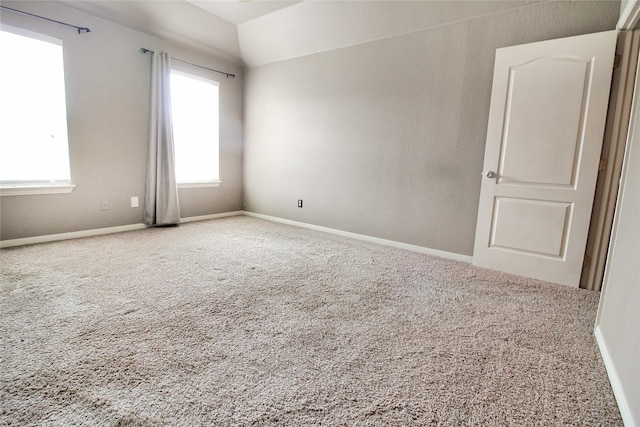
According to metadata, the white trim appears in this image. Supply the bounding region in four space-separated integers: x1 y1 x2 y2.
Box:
583 31 640 291
180 211 244 223
244 211 473 263
1 23 63 46
0 211 246 248
618 1 640 30
0 185 75 196
0 210 471 264
594 326 637 427
178 181 221 189
0 223 145 248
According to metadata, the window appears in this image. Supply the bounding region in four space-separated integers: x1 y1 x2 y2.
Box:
170 70 220 187
0 26 73 195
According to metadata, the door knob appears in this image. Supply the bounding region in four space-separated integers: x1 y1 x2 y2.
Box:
483 171 496 178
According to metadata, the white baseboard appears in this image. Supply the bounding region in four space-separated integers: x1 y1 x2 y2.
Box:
180 211 245 223
244 211 473 263
0 211 245 248
0 223 147 248
594 326 637 427
1 210 471 264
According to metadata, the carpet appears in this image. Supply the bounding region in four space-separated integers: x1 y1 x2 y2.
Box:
0 216 622 425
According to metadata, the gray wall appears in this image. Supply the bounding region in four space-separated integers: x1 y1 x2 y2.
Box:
243 1 619 256
595 20 639 424
596 98 639 426
0 1 244 241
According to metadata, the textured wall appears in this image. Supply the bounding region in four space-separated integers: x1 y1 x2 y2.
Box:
0 1 244 241
238 1 539 67
244 1 620 256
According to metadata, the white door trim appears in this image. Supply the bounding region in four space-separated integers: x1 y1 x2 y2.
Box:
582 30 640 290
618 1 640 30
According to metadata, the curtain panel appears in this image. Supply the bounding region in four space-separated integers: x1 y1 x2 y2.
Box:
143 51 181 226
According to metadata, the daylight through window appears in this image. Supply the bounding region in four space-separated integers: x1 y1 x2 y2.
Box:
170 71 220 184
0 27 71 186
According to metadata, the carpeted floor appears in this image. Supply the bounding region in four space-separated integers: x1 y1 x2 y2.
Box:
0 216 622 426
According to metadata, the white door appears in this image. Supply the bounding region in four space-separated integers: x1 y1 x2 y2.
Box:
473 31 617 288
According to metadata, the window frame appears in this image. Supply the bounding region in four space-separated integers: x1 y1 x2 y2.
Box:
0 25 75 197
169 66 221 189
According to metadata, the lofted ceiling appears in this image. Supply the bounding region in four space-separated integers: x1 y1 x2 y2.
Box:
58 0 548 67
185 0 301 25
57 0 285 62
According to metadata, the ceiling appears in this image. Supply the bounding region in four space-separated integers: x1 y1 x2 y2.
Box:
186 0 301 25
58 0 301 63
57 1 544 68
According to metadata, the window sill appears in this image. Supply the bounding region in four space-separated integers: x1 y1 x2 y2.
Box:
178 181 221 189
0 184 76 197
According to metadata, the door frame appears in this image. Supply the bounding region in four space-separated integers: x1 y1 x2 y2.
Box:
593 25 640 426
581 1 640 290
618 1 640 30
581 30 640 290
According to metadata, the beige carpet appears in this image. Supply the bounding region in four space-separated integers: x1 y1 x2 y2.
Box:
0 216 622 425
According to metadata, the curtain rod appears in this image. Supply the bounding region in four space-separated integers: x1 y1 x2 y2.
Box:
0 5 90 34
141 48 235 79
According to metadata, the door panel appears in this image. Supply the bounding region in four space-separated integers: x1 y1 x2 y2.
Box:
500 58 591 187
490 198 571 257
473 31 617 287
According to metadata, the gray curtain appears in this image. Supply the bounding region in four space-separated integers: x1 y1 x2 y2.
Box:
143 51 180 226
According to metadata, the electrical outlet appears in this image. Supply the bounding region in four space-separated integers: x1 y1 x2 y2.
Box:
100 198 110 211
131 196 139 208
298 199 303 208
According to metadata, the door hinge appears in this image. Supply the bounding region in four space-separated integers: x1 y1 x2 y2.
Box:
614 54 622 69
584 255 591 267
599 158 607 172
